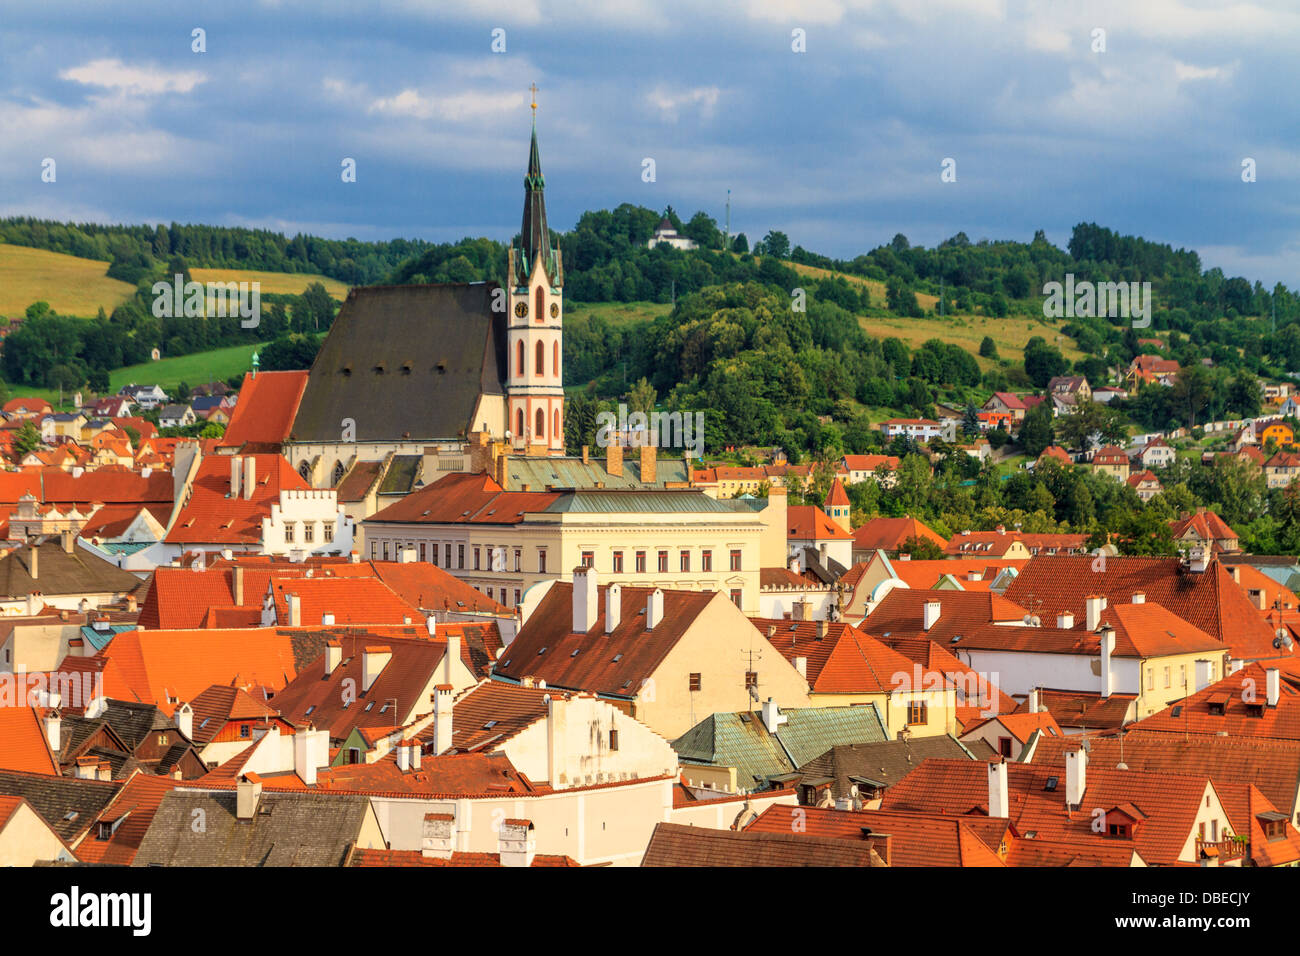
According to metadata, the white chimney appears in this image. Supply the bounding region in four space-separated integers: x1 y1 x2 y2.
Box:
324 641 342 676
646 588 664 630
1188 546 1208 573
1267 668 1280 707
794 656 807 678
396 739 413 771
499 818 536 867
425 615 437 639
230 456 242 498
432 685 453 755
443 633 459 685
1100 626 1115 699
1193 658 1213 693
236 774 262 819
322 612 335 626
760 698 788 734
43 710 61 753
572 566 598 633
789 554 800 574
85 696 107 720
361 646 391 694
605 583 622 633
400 547 417 563
1131 592 1145 605
987 761 1009 818
1229 658 1244 675
242 456 256 500
421 813 455 860
294 729 321 786
286 593 302 627
1056 611 1074 629
175 702 193 741
922 600 941 631
1085 595 1104 631
1028 688 1041 714
1065 747 1087 808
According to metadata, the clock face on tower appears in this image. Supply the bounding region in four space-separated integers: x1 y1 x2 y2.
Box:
514 301 528 318
550 302 559 318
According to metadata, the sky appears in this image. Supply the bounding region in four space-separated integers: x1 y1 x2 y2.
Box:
0 0 1297 285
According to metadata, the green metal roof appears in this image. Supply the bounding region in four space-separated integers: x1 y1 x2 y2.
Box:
378 455 422 495
503 455 690 491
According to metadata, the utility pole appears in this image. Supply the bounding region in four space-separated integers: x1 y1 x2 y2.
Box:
725 189 731 252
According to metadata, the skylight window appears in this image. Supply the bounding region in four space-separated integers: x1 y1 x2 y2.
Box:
538 647 547 655
483 720 498 729
612 653 623 663
571 648 580 657
1044 776 1058 791
304 705 315 716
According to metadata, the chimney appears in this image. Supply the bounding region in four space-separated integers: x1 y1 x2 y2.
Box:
1085 595 1104 631
498 818 536 868
28 544 37 581
175 702 193 741
361 645 391 694
1188 546 1208 573
816 619 829 640
1056 611 1074 629
400 547 417 563
286 593 302 627
605 583 622 633
987 761 1009 818
242 456 256 501
1028 688 1041 714
236 773 262 820
1131 592 1145 605
233 566 245 605
432 685 453 755
581 445 589 465
293 727 326 786
421 813 455 860
60 529 73 553
322 612 335 626
74 757 99 780
43 710 61 753
789 553 800 574
1194 658 1213 693
230 456 242 498
922 600 941 631
1251 589 1267 611
760 698 787 734
85 696 107 720
1100 626 1116 698
443 633 459 685
640 443 657 483
1267 668 1280 707
794 656 807 678
1229 658 1244 676
396 738 414 772
606 440 623 478
646 588 664 629
324 640 342 676
572 566 598 633
1065 747 1087 809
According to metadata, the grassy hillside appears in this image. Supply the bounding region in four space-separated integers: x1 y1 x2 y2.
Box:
0 244 136 319
188 268 349 300
860 312 1082 369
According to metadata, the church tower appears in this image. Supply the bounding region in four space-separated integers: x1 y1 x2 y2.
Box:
506 87 564 456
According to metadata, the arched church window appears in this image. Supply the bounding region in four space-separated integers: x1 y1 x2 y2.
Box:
516 340 525 377
535 341 545 378
535 407 546 439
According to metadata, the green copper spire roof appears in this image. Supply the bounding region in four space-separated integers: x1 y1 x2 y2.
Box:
515 119 558 285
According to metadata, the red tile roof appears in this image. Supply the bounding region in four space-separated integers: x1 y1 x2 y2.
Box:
73 772 179 865
368 471 560 525
0 706 58 775
750 618 929 696
851 516 946 553
841 454 900 473
1170 510 1238 542
165 454 307 544
825 479 849 507
348 847 578 866
787 505 852 541
862 588 1028 646
218 370 308 450
271 577 421 626
1131 662 1300 740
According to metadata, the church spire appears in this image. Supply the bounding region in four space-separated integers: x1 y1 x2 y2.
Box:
516 84 557 286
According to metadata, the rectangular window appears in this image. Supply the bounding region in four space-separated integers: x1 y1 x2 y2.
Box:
514 549 522 572
609 729 619 751
456 544 464 569
324 523 334 543
658 550 668 573
908 701 929 726
689 673 702 692
370 541 377 559
680 551 691 573
419 542 426 562
538 549 547 573
381 542 389 561
284 523 295 543
1146 667 1154 691
730 589 742 607
582 551 595 568
444 543 451 566
474 547 481 571
612 551 624 573
303 523 314 543
730 549 742 572
702 550 713 572
513 589 521 606
486 587 493 600
1163 666 1171 688
635 551 647 574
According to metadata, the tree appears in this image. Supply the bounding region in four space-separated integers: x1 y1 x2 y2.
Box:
761 231 790 260
13 421 41 457
1019 401 1055 457
732 233 748 254
1024 338 1069 387
626 377 657 415
298 282 336 331
962 404 981 439
979 336 998 359
899 535 944 560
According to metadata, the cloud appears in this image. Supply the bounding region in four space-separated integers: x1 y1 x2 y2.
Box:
367 87 528 122
645 85 721 122
58 58 206 96
1174 60 1236 82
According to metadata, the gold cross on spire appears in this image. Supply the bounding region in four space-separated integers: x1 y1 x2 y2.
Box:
529 83 538 116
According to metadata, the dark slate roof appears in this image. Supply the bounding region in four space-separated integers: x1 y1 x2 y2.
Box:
0 541 144 599
0 769 120 841
288 283 507 443
99 700 171 750
132 790 374 866
797 735 982 799
641 822 883 867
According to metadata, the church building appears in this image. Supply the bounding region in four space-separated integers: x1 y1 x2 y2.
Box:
284 109 566 488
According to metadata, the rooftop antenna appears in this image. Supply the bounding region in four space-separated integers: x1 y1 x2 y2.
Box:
725 188 731 252
742 638 763 716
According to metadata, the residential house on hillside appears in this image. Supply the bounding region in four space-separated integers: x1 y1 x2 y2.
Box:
1126 470 1163 502
850 515 946 562
1090 445 1131 481
1265 451 1300 489
1170 510 1240 554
